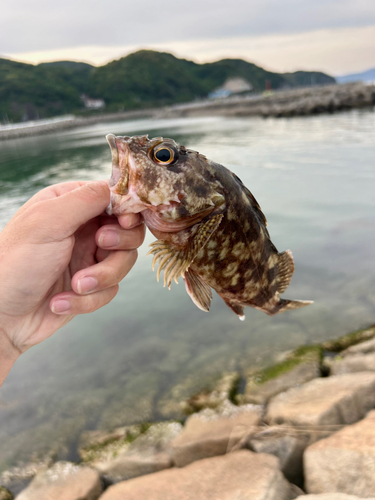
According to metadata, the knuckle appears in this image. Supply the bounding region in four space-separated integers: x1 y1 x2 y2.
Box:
84 181 109 201
129 226 146 248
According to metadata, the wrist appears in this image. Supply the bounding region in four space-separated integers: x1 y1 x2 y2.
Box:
0 328 21 386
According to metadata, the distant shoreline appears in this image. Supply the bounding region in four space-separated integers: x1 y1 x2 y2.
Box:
0 109 154 141
0 82 373 141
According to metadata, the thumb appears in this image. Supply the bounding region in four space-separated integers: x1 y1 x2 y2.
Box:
31 181 110 239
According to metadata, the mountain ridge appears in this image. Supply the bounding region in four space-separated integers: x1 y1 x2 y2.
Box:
336 67 375 84
0 49 336 122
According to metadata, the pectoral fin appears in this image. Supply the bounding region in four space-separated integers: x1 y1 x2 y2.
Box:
184 268 213 312
147 214 223 289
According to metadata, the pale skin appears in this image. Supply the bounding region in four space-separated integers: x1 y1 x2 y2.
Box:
0 180 145 387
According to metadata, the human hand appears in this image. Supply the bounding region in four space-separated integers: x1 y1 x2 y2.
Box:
0 181 145 384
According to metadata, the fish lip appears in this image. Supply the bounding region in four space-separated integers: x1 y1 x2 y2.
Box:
106 134 124 189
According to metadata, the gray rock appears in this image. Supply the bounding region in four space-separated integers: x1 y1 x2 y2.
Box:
240 348 321 405
100 450 294 500
266 372 375 428
296 495 375 499
15 462 102 500
304 410 375 497
91 422 182 481
327 353 375 375
96 450 172 481
247 426 309 485
171 401 262 467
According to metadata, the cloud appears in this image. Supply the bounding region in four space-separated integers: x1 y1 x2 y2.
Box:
6 25 375 75
1 0 375 53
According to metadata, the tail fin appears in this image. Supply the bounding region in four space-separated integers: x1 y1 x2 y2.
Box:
270 298 313 315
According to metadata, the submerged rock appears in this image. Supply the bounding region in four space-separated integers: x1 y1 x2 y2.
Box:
304 410 375 497
100 450 294 500
15 462 102 500
171 401 262 467
79 423 159 465
181 372 240 414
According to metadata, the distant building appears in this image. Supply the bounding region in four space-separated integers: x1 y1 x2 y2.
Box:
209 77 253 99
81 95 106 110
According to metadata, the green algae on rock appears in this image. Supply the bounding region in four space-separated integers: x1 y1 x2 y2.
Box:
238 345 322 405
321 326 375 353
79 423 152 464
0 486 13 500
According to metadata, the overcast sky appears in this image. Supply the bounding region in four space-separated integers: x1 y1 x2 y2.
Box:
1 0 374 75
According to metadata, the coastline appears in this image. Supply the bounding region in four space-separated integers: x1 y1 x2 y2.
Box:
0 82 374 142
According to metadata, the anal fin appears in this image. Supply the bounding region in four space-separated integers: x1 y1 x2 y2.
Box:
277 250 295 294
223 298 245 321
184 269 213 312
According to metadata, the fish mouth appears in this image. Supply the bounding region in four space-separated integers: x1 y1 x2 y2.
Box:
106 134 135 215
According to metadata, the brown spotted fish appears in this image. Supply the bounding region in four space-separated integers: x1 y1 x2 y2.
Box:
106 134 312 319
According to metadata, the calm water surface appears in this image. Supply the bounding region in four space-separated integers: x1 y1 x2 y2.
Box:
0 111 374 469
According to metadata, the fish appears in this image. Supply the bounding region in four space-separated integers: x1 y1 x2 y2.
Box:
106 134 312 319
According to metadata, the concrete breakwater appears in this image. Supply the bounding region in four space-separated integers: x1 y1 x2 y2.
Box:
162 82 375 119
2 324 375 499
0 82 374 142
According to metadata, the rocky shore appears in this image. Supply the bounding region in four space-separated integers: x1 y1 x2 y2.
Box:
0 82 374 142
1 324 375 500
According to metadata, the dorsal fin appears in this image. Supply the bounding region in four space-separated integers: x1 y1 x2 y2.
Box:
277 250 295 294
231 172 268 227
243 187 268 227
184 268 213 312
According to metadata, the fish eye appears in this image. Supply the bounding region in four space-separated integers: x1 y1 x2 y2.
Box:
153 147 174 165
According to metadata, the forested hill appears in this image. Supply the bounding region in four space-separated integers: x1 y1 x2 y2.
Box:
0 50 336 122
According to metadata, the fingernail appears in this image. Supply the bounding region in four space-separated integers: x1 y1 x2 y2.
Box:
99 230 120 248
78 277 98 294
51 299 71 314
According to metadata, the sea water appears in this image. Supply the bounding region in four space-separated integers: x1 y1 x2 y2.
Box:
0 110 374 469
